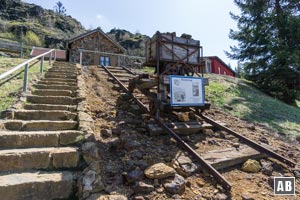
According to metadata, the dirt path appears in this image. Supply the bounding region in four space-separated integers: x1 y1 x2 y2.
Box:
81 66 300 200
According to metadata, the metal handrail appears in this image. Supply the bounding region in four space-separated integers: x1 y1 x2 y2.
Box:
0 49 56 91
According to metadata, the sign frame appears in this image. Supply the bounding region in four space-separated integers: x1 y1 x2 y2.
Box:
170 75 205 107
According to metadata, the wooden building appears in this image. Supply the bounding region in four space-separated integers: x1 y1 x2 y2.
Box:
203 56 235 77
66 28 126 66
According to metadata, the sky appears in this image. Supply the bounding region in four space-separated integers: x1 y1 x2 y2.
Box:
24 0 240 68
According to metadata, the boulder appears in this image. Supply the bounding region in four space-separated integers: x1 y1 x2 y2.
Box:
163 174 185 195
241 159 261 173
144 163 176 179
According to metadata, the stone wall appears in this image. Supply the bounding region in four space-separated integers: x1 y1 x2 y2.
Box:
69 32 124 66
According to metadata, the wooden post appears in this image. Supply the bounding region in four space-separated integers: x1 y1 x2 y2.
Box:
40 56 44 74
23 64 28 92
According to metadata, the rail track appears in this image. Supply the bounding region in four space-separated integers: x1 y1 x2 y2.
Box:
100 65 296 191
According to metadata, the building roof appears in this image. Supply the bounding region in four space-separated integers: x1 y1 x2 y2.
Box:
67 28 126 53
30 47 66 60
204 56 235 75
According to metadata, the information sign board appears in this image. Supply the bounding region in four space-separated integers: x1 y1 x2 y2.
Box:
170 76 205 106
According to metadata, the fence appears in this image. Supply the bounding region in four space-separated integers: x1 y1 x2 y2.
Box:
0 49 56 92
78 49 145 68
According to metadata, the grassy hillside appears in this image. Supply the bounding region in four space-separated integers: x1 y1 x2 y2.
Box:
205 74 300 138
0 57 50 111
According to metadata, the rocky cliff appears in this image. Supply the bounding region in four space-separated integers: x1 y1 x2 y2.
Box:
0 0 86 48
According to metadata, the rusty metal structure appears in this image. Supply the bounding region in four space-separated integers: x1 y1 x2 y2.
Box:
130 31 210 116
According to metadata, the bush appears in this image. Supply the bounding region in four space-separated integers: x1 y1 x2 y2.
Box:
24 31 42 46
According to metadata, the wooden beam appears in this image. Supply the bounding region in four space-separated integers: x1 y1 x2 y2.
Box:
202 145 266 170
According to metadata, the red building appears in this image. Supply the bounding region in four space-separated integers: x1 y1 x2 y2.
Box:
203 56 235 77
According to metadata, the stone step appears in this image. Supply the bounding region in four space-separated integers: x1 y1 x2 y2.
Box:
24 104 76 112
0 171 75 200
34 84 78 91
41 77 77 83
38 80 77 86
32 89 73 97
0 120 78 131
27 95 77 105
45 74 77 79
48 68 78 72
0 130 83 149
45 72 78 77
0 147 79 172
8 110 77 121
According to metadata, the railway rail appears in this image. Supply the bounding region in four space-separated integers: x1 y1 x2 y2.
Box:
99 64 296 191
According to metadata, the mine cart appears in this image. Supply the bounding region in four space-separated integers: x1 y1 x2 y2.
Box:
129 31 210 116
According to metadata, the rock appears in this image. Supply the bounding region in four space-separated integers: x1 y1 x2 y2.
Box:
241 159 261 173
134 181 155 193
112 128 122 136
177 112 189 122
203 129 214 136
296 135 300 142
293 170 300 179
135 160 148 170
107 174 124 185
82 170 96 192
208 139 216 145
171 194 181 199
261 161 273 176
287 151 294 157
214 193 228 200
87 194 128 200
242 193 254 200
124 167 144 183
172 154 198 177
163 174 186 195
107 137 121 150
101 129 112 138
144 163 176 179
133 196 145 200
259 136 269 144
105 160 122 174
232 142 240 148
268 176 275 189
82 142 100 164
196 179 205 187
92 176 105 193
131 151 143 160
123 140 141 151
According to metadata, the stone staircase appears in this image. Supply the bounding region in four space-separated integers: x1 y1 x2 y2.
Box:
0 62 83 200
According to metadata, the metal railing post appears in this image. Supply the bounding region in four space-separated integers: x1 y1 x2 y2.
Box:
49 52 52 65
23 64 28 92
79 49 83 66
40 56 44 74
54 50 57 62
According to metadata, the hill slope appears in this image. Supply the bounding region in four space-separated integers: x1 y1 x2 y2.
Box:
0 0 86 48
205 74 300 138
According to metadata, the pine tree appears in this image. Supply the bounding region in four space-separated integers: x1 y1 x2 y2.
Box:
227 0 300 104
54 1 66 15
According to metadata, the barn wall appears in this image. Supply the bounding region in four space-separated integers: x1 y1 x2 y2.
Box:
211 58 235 77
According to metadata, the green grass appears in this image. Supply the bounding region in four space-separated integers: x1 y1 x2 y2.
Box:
205 74 300 138
0 57 50 111
136 66 155 74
